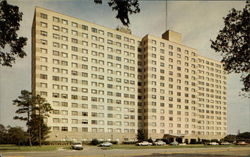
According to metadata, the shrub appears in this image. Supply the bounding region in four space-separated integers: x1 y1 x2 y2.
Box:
122 141 137 144
190 139 197 144
202 139 210 145
211 139 219 143
91 139 99 145
110 141 118 144
162 139 170 144
184 139 189 144
147 138 153 143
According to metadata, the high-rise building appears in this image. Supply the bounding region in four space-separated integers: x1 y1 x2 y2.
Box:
32 7 227 143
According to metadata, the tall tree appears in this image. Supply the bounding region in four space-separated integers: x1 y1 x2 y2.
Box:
211 1 250 93
137 129 146 142
13 90 53 146
13 90 33 146
33 95 52 146
0 0 27 67
28 115 50 145
94 0 140 26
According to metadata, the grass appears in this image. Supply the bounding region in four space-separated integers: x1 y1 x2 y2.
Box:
1 144 249 152
0 144 67 152
109 144 250 150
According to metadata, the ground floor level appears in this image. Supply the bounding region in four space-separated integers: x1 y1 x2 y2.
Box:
48 131 225 143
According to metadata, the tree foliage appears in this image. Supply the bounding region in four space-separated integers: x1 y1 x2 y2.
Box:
7 126 28 145
0 0 27 67
13 90 33 145
94 0 140 26
32 95 52 146
0 124 28 145
222 134 236 142
0 124 8 144
237 132 250 140
211 1 250 93
28 115 50 145
13 90 53 146
137 129 146 142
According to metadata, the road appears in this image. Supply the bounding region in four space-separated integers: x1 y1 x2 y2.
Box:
1 146 250 157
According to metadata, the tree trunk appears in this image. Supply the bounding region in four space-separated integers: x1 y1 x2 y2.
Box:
28 110 32 146
39 108 41 147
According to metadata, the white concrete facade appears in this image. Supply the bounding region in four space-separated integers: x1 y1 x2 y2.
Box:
32 7 227 142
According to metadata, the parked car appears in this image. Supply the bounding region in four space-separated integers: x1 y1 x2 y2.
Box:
170 141 179 146
137 141 153 146
153 140 166 146
209 142 219 145
236 141 248 145
71 142 83 150
100 142 113 147
220 142 231 145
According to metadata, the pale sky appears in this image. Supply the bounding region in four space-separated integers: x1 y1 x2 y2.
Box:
0 0 249 134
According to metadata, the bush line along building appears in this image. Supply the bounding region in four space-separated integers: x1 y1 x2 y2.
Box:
32 7 227 143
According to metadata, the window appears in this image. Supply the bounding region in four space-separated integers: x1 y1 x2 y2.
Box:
62 27 68 33
62 36 68 41
91 27 97 33
40 13 47 19
53 42 60 48
116 35 121 40
41 48 47 54
72 46 78 52
107 32 113 37
72 30 78 36
40 39 47 45
40 22 47 28
82 127 88 132
40 74 47 80
53 33 60 39
82 24 88 30
53 25 59 31
99 30 104 35
71 38 78 43
62 44 68 49
62 19 68 25
53 17 60 22
72 22 78 27
40 57 47 62
61 127 68 131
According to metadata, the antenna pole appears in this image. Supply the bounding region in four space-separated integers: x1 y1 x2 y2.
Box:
166 0 168 29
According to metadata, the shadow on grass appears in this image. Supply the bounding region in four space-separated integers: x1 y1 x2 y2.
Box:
0 145 20 151
133 153 245 157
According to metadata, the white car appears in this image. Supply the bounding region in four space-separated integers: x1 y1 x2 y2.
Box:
236 141 248 145
71 142 83 150
137 141 153 146
209 142 219 145
154 140 166 146
100 142 113 147
220 142 231 145
170 141 179 146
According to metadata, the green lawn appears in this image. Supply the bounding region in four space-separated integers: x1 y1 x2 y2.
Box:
0 144 67 152
109 144 250 149
1 144 249 152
